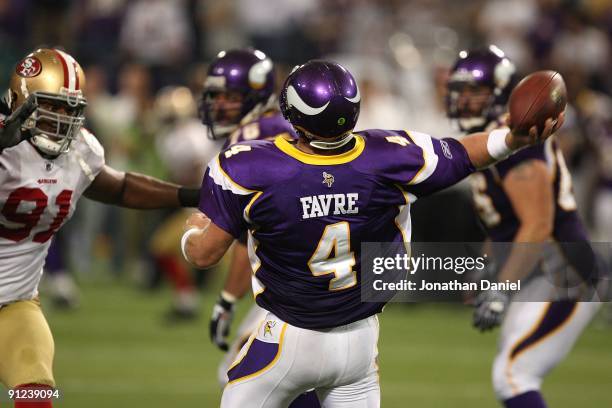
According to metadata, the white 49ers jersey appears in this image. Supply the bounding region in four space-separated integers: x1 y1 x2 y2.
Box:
0 129 105 304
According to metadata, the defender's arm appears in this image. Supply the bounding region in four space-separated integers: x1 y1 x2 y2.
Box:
84 165 200 208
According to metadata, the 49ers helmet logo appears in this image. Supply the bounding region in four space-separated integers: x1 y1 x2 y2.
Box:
16 57 42 78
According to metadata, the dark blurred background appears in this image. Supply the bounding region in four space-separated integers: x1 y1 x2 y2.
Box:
1 1 611 406
2 0 611 307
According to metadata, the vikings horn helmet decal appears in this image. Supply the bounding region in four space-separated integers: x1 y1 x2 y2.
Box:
280 60 360 150
285 85 330 116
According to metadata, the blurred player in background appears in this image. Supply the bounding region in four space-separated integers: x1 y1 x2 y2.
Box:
446 46 602 408
0 48 200 408
150 85 224 321
201 48 292 356
183 59 562 407
579 91 612 242
580 91 612 324
198 48 320 407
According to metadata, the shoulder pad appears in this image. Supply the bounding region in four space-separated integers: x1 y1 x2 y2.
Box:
79 128 105 158
215 139 298 191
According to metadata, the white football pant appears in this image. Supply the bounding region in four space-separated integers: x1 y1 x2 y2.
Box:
221 312 380 408
493 300 601 400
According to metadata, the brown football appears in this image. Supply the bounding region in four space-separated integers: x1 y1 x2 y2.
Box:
508 70 567 135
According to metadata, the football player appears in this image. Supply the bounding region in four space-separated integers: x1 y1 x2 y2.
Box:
149 85 224 322
446 46 602 408
199 49 292 362
182 59 562 407
0 48 200 408
200 49 319 407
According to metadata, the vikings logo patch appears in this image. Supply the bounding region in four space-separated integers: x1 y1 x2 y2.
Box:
263 321 276 337
16 57 42 78
322 172 334 188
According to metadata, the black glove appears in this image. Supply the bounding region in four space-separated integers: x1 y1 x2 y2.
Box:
209 292 236 351
0 95 37 150
473 289 510 332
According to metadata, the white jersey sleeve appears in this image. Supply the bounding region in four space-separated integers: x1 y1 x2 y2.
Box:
0 129 105 304
72 127 106 182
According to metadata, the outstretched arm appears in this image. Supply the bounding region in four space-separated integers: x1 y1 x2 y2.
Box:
460 115 564 169
84 165 200 208
403 114 564 199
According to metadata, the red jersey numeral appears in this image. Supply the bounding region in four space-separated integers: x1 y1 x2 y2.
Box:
0 188 73 243
33 190 73 243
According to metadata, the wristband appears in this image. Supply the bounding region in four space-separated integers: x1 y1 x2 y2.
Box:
180 227 202 263
487 128 512 160
220 290 238 304
219 291 237 310
178 187 200 207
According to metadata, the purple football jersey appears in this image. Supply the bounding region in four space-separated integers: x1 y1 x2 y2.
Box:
200 129 475 329
223 111 296 148
471 137 588 242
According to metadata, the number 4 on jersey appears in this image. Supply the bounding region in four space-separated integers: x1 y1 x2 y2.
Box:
308 221 357 291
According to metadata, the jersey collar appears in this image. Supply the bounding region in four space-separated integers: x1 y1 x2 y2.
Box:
273 134 365 165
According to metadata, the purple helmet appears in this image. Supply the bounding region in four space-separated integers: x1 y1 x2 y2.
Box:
446 45 516 132
201 48 275 139
279 60 360 150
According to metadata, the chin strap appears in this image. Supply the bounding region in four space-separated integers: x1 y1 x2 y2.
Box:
307 132 355 150
206 95 277 140
208 123 238 140
29 134 65 157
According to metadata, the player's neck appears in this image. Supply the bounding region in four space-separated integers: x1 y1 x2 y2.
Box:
28 140 60 161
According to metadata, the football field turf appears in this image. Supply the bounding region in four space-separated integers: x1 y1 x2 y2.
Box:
9 278 611 407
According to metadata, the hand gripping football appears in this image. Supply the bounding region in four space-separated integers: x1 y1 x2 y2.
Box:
508 70 567 136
